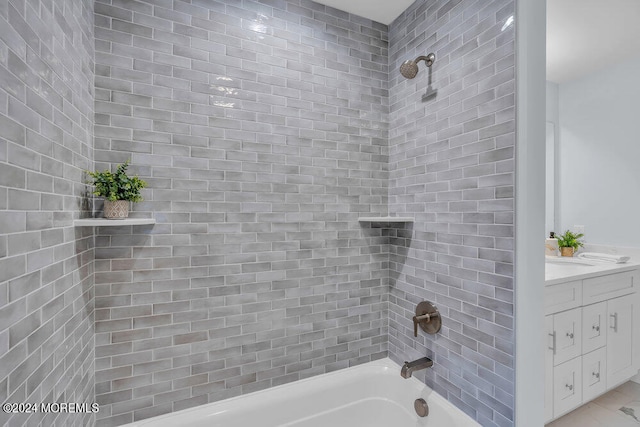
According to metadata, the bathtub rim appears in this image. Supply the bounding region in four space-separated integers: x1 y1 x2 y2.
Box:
119 356 480 427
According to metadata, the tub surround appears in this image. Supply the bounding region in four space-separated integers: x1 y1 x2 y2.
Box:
92 1 389 424
0 0 522 426
93 0 517 425
0 1 96 426
388 0 517 425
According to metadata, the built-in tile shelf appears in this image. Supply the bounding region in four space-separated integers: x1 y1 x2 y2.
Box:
358 217 414 223
74 218 156 227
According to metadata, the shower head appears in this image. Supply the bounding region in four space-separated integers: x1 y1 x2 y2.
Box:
400 53 436 79
399 60 419 79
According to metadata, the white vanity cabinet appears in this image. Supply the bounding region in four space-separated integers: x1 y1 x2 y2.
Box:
544 268 639 423
606 295 637 386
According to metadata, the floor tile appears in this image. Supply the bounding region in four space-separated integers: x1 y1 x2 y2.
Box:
593 390 636 411
618 401 640 424
548 381 640 427
617 382 640 398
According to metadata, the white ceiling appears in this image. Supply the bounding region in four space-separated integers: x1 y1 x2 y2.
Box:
547 0 640 83
312 0 415 25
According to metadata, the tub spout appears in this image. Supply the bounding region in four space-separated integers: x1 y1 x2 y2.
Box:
401 357 433 378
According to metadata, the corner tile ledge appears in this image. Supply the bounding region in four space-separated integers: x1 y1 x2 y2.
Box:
74 218 156 226
357 217 414 222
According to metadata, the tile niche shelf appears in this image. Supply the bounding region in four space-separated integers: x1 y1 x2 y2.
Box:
74 218 156 227
357 217 414 223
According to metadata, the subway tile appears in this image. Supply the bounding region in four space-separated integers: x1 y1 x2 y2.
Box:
388 0 515 424
1 0 514 426
0 0 95 423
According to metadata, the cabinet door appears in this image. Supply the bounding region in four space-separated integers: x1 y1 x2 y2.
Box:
607 295 636 386
545 315 554 423
553 357 582 419
582 347 606 402
583 302 607 354
554 308 582 366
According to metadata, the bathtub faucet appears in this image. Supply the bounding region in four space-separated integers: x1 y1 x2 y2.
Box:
401 357 433 379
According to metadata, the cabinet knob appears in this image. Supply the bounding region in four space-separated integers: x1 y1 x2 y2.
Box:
566 332 574 339
592 372 600 379
592 325 600 332
565 384 573 391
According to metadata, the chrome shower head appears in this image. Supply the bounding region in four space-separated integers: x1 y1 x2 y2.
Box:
400 53 436 79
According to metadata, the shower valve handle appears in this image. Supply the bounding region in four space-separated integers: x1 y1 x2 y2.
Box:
413 313 433 337
412 301 442 336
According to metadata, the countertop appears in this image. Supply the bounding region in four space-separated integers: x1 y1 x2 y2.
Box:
545 256 639 286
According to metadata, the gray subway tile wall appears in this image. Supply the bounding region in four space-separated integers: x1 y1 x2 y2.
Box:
0 0 96 426
388 1 516 426
0 0 519 426
92 0 389 425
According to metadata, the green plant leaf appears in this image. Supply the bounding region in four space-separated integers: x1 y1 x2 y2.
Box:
556 230 585 250
86 160 147 202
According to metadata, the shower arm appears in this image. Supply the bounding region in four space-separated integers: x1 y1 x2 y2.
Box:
415 54 436 67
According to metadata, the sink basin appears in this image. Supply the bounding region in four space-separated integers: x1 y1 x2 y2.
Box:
545 258 597 267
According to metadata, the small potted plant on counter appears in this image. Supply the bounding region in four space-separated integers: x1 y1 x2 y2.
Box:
87 160 147 219
556 230 584 257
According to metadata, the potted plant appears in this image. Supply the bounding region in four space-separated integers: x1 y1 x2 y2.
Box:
556 230 584 257
87 160 147 219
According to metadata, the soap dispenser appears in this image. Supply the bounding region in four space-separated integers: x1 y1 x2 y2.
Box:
545 232 558 257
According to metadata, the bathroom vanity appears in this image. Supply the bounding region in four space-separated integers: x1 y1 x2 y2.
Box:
544 258 640 423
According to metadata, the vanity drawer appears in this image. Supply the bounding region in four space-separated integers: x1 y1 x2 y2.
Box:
545 280 582 315
583 271 637 305
553 357 582 419
582 302 607 354
582 347 607 402
553 307 583 366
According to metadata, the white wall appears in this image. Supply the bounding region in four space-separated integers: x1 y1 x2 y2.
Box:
546 81 559 123
558 56 640 247
546 82 559 234
515 0 546 424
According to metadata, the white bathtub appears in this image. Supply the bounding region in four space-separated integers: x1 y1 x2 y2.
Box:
122 358 480 427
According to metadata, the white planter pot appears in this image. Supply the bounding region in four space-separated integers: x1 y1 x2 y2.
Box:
103 200 130 219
